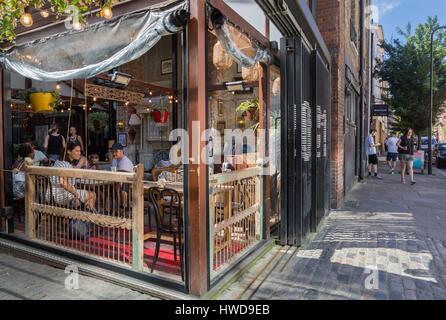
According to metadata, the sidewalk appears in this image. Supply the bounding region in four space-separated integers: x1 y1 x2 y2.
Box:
0 251 158 300
219 163 446 300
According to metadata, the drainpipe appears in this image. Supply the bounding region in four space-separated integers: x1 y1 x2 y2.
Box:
358 0 365 181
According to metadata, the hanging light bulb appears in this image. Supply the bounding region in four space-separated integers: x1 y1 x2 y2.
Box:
20 9 33 27
40 10 49 18
213 41 233 70
93 97 97 101
272 77 281 97
72 18 84 31
56 82 61 90
100 6 113 20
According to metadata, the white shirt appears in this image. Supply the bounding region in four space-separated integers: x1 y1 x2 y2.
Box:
112 156 134 172
386 137 399 154
33 150 47 165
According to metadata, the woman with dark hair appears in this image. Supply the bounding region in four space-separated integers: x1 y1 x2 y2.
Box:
68 126 84 153
47 142 96 210
397 128 416 185
44 123 66 161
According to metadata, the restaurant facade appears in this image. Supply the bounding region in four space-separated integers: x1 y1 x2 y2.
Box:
0 0 331 296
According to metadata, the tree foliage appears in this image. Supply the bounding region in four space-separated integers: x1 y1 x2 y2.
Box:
0 0 115 43
375 17 446 136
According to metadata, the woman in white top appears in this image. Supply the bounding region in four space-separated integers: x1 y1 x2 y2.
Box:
48 142 96 210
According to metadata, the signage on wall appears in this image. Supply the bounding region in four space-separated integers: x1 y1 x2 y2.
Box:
372 104 389 117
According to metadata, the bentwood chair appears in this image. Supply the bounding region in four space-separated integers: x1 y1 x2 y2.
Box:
147 187 184 280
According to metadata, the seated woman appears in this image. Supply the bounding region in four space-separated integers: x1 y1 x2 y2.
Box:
72 155 88 169
47 142 96 211
12 143 34 200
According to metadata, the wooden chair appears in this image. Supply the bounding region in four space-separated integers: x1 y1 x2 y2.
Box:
147 187 184 280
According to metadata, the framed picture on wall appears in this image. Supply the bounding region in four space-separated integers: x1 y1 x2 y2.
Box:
118 133 127 147
161 59 173 75
237 63 242 73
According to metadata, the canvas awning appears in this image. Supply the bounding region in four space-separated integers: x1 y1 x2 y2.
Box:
0 0 189 81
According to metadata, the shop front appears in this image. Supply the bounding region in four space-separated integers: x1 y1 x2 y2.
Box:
0 0 331 296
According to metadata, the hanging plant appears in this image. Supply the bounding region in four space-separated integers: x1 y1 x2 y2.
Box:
21 87 61 112
87 111 109 132
151 106 169 124
0 0 116 44
236 98 259 131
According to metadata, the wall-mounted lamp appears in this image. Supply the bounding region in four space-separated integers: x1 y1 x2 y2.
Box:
111 71 132 86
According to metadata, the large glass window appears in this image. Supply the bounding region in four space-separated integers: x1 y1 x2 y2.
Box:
223 0 266 35
3 33 186 284
207 18 265 279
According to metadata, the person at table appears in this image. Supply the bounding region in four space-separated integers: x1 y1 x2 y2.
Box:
68 126 85 153
72 154 88 169
12 143 34 200
87 154 100 170
44 124 66 162
48 142 96 211
29 141 49 166
111 143 134 172
111 143 134 209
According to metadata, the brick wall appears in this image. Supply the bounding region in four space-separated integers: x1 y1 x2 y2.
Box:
316 0 370 208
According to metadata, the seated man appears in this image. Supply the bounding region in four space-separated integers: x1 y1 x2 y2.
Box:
111 143 134 209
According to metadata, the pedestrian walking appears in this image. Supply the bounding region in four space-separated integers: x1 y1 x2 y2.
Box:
366 129 383 179
385 133 399 174
44 124 66 162
397 128 416 185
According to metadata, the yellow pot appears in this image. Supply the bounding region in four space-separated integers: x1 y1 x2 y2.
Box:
29 92 55 112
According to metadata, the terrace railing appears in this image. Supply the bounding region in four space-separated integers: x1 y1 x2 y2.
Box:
209 167 262 274
24 164 145 271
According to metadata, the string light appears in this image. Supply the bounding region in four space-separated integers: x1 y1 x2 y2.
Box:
40 10 49 18
27 105 32 109
100 6 113 20
20 10 33 27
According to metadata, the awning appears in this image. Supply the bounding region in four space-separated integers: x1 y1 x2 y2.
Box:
0 0 188 81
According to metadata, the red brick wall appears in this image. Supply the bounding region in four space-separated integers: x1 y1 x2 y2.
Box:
316 0 345 208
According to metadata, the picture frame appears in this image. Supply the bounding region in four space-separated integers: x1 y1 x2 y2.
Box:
161 59 173 75
117 132 127 147
237 63 242 73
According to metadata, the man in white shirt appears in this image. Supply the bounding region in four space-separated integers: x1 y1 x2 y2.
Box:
111 143 134 209
30 142 49 166
111 143 134 172
365 129 383 179
385 133 399 174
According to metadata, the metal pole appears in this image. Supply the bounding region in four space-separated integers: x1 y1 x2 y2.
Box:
429 26 446 175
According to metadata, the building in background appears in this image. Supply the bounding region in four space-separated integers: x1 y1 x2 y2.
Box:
315 0 371 208
370 24 389 155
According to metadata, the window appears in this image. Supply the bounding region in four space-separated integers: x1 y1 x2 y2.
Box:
223 0 266 35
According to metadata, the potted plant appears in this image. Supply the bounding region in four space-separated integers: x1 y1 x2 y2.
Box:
151 106 169 124
237 98 259 130
21 88 60 112
87 112 109 132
